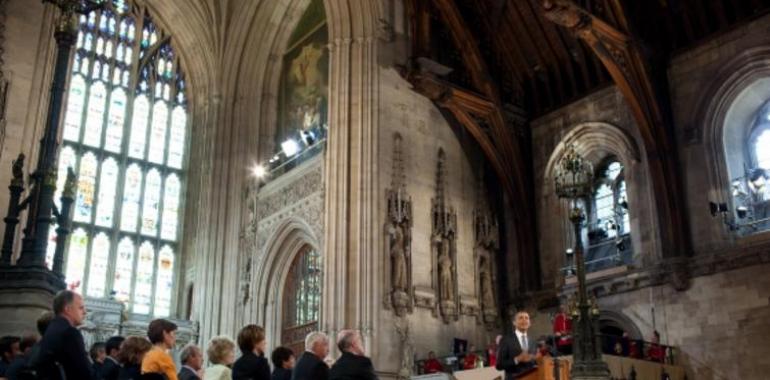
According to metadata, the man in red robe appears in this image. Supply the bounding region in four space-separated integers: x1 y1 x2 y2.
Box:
553 305 572 354
462 345 479 369
646 331 666 363
423 351 443 374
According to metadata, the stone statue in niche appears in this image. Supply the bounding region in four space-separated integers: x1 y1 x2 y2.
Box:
475 179 499 329
386 133 413 316
438 239 454 302
390 223 407 291
431 148 458 323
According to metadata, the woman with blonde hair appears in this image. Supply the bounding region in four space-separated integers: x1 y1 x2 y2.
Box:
117 336 152 380
204 336 236 380
232 324 270 380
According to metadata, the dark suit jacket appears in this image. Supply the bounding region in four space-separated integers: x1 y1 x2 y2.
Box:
34 316 94 380
496 332 537 380
328 352 378 380
178 366 200 380
101 357 121 380
271 367 292 380
117 364 141 380
232 351 271 380
290 352 328 380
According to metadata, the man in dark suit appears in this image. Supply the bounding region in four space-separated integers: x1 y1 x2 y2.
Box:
496 311 540 380
32 290 93 380
329 330 378 380
291 331 329 380
100 336 124 380
178 344 203 380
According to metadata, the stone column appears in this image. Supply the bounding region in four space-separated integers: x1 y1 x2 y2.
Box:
321 0 380 355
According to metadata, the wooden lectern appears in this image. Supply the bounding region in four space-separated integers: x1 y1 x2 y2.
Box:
517 357 571 380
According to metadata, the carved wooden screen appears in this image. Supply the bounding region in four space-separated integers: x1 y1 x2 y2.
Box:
281 246 322 354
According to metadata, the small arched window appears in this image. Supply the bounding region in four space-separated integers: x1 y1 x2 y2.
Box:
749 101 770 170
730 99 770 233
583 158 632 272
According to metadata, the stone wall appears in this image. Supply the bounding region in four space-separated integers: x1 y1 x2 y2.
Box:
530 87 660 289
371 42 496 376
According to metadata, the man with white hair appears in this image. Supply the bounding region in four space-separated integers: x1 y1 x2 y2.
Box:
329 330 378 380
178 343 204 380
291 331 329 380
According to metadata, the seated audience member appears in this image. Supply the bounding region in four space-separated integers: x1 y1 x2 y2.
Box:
117 336 153 380
291 331 330 380
232 325 270 380
102 336 126 380
34 290 93 379
329 330 377 380
178 344 204 380
90 342 107 377
270 346 295 380
204 336 236 380
141 319 178 380
0 336 21 377
646 331 666 363
422 351 442 374
462 345 479 370
5 335 38 380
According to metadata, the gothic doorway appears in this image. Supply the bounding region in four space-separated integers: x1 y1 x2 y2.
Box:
281 245 322 354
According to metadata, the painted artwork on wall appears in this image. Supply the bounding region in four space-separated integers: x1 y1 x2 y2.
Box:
277 0 328 147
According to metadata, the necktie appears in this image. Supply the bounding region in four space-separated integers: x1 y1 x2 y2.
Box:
522 334 528 351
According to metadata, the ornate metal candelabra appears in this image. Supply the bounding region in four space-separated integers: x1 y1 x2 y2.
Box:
554 145 610 380
0 0 104 288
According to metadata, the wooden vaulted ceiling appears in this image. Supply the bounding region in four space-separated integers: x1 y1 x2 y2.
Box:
412 0 770 117
403 0 770 291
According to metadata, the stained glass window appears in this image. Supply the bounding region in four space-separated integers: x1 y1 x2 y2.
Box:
65 228 89 290
56 0 188 316
590 160 630 239
87 233 111 297
133 242 155 315
154 246 174 316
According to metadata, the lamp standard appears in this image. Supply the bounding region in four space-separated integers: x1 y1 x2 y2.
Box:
554 145 610 380
0 0 103 278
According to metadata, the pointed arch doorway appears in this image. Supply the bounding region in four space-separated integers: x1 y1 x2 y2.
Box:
280 245 322 354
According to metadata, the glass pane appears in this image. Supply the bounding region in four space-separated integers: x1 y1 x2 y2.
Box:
113 237 134 305
96 37 104 56
120 164 143 232
606 161 623 181
55 146 78 210
80 57 90 75
153 246 174 316
63 75 87 142
85 33 94 51
141 169 161 236
65 228 88 290
756 129 770 170
619 181 630 234
74 152 98 223
95 157 119 227
83 81 107 147
46 224 58 270
167 106 186 168
148 102 168 163
161 174 180 241
105 88 126 152
105 41 114 59
129 95 149 158
595 184 616 238
133 242 155 314
92 61 101 80
116 42 124 62
86 233 110 297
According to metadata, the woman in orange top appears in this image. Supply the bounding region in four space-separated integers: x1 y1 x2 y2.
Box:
141 319 179 380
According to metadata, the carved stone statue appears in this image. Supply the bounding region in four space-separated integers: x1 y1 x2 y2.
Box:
395 319 414 379
438 239 454 301
390 223 408 291
479 256 495 309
